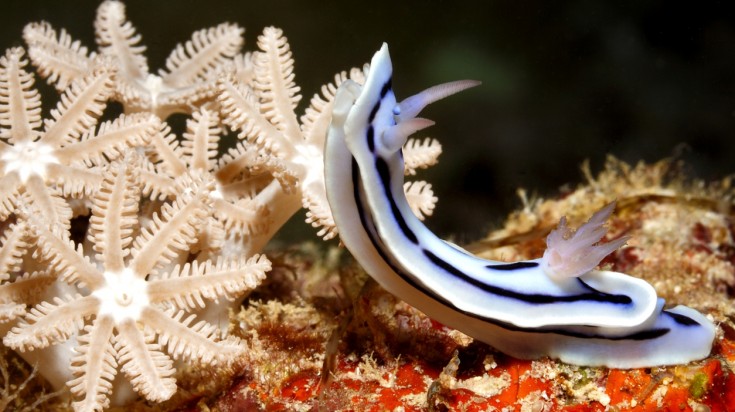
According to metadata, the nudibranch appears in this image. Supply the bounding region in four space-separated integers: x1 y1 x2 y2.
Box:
324 43 715 368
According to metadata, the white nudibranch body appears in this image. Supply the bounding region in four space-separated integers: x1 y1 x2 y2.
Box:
324 43 715 368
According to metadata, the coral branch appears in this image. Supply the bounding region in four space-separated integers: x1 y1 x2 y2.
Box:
115 318 176 403
130 172 213 276
403 180 437 220
88 154 141 272
143 307 245 365
147 255 269 309
68 317 117 412
0 48 42 144
161 23 243 85
23 21 93 90
4 295 99 351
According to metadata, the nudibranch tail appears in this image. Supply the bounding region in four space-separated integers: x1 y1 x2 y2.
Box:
325 42 715 368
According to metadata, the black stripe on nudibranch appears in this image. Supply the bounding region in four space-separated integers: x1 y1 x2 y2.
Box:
368 101 381 122
372 149 631 305
664 311 701 326
351 160 672 342
422 249 632 305
366 79 392 152
601 328 670 341
486 262 539 271
380 79 392 98
353 159 395 263
375 157 418 244
367 126 375 152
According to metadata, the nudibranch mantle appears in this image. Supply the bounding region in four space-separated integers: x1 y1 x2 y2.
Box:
325 43 715 368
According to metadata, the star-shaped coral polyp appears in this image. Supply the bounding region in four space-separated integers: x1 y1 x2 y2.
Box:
144 104 300 258
3 154 270 412
0 47 159 226
0 217 54 323
23 0 244 119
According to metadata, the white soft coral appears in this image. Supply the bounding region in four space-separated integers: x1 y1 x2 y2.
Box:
3 155 269 412
23 0 244 119
541 201 629 279
0 46 160 225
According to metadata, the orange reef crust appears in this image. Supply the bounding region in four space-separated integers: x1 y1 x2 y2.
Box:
6 156 735 411
204 290 735 412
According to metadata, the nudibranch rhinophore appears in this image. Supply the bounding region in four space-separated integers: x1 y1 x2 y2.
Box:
324 43 715 368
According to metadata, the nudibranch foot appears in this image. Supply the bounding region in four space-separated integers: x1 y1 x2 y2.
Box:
325 43 715 368
454 299 715 369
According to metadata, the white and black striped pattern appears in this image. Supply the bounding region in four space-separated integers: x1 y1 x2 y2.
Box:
325 43 714 368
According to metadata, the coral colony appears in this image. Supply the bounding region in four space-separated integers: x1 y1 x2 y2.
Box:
0 1 722 411
0 2 440 410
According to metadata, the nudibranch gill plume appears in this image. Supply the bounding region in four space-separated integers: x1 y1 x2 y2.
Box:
324 43 715 368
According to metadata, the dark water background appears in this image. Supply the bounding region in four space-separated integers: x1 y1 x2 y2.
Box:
1 0 734 243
